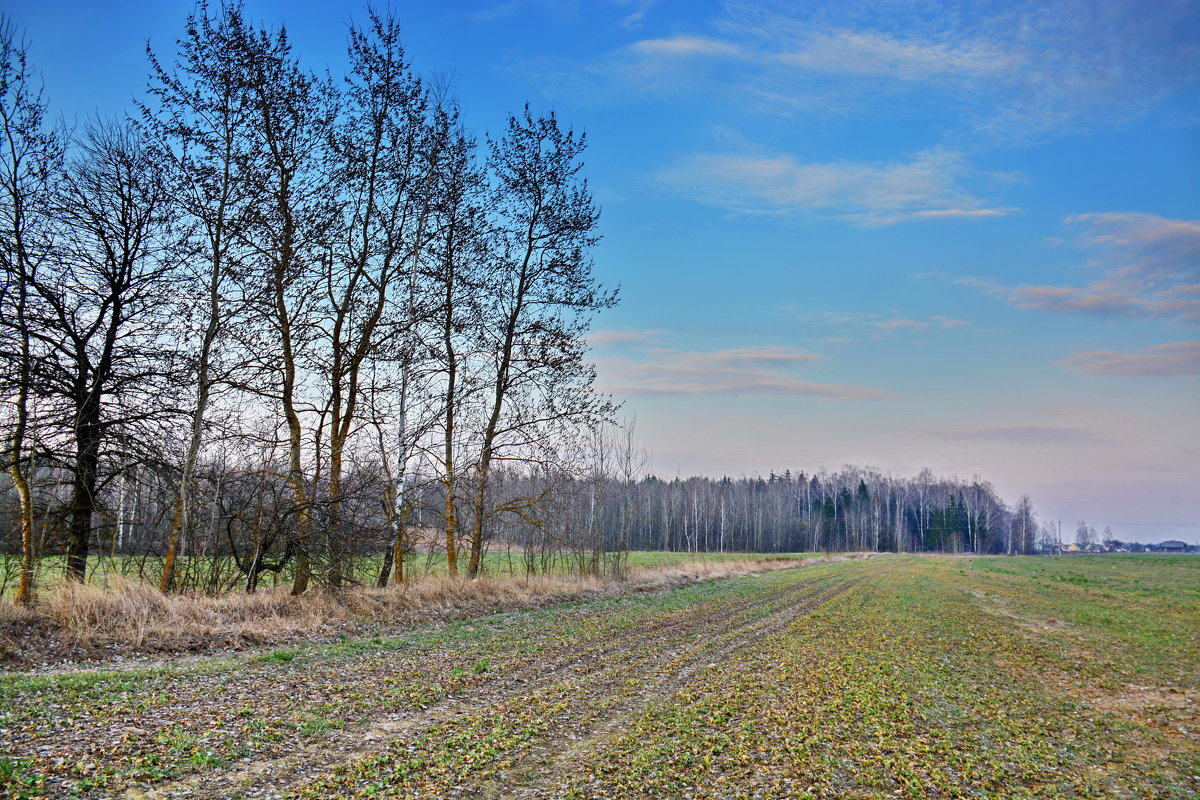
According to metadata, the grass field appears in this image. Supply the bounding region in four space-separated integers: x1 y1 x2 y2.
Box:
0 554 1196 798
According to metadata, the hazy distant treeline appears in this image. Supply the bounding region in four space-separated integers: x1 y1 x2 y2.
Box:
469 462 1038 560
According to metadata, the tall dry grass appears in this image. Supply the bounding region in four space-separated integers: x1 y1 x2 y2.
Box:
0 556 854 662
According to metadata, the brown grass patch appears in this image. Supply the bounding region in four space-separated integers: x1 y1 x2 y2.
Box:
0 555 860 668
1088 684 1199 715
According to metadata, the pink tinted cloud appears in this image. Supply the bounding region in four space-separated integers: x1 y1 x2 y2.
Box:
869 316 968 332
1068 213 1200 287
803 310 972 336
1005 283 1200 321
587 329 666 348
704 345 824 366
959 213 1200 322
1007 284 1147 316
1061 341 1200 377
595 344 889 400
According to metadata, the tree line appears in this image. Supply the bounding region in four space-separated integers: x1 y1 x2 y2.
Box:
0 3 614 602
448 456 1040 566
0 4 1043 603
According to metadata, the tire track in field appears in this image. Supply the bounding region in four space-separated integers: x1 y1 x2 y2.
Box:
19 571 799 798
136 571 838 799
485 571 872 799
287 571 871 800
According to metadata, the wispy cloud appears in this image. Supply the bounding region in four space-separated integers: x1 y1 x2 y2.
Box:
796 311 971 338
957 213 1200 322
474 0 634 25
615 0 660 29
586 328 666 348
657 146 1014 225
472 1 530 23
930 425 1108 445
1068 212 1200 288
776 29 1021 81
593 341 889 399
869 316 968 332
563 1 1199 140
629 35 742 58
736 1 1197 135
1061 341 1200 377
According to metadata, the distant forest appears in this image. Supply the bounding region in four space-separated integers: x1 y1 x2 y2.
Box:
514 466 1038 557
0 4 1039 601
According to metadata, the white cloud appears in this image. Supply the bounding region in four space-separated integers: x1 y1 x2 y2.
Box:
586 329 666 348
777 29 1021 81
629 36 743 58
616 0 660 29
798 311 973 338
657 146 1013 225
570 0 1199 139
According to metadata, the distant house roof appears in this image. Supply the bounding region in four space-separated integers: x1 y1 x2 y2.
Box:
1154 540 1188 550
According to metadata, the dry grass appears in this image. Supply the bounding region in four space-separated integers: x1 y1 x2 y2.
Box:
0 556 858 665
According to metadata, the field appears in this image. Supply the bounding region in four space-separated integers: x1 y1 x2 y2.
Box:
0 554 1196 799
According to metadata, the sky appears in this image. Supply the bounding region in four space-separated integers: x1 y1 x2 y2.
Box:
3 0 1197 543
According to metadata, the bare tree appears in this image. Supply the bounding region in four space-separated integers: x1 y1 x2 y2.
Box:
422 109 490 577
141 1 264 591
1011 494 1036 555
233 19 338 595
0 16 64 602
321 10 438 586
463 107 616 578
1075 520 1096 548
29 119 176 582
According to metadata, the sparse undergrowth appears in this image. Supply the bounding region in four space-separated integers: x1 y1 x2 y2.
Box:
0 554 1195 799
0 555 819 667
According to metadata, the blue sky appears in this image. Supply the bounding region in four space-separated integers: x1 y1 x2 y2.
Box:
4 0 1197 542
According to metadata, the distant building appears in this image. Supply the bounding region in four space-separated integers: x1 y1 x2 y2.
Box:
1150 540 1188 553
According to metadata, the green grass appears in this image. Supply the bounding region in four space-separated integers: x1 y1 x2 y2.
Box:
964 554 1200 683
5 554 1195 798
298 555 1199 799
0 549 813 598
0 755 44 799
548 556 1199 799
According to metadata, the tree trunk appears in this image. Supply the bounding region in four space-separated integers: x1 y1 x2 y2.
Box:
66 426 100 583
8 285 36 604
11 463 35 605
